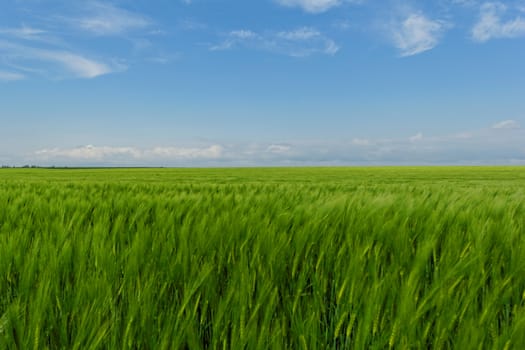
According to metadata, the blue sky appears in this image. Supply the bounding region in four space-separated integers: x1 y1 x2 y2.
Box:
1 0 524 166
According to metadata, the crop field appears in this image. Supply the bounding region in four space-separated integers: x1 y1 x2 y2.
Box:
1 167 525 349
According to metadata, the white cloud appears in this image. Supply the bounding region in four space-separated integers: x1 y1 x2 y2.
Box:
35 145 224 162
211 27 339 56
36 145 140 160
449 0 480 7
0 40 117 78
230 30 258 39
146 145 223 159
409 132 424 142
26 123 525 166
177 19 207 31
267 144 292 153
37 50 114 78
391 13 449 56
0 70 25 81
74 2 151 36
472 2 525 42
0 3 151 80
0 26 47 41
275 0 363 13
210 40 234 51
492 119 520 129
352 138 370 146
455 132 473 139
277 27 321 40
276 0 341 13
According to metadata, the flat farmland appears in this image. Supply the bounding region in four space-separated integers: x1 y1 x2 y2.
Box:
1 167 524 349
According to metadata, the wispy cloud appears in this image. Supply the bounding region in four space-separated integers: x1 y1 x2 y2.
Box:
277 27 322 40
472 2 525 42
177 19 208 31
267 144 292 154
340 120 525 164
39 51 116 78
390 13 449 56
0 2 162 79
274 0 363 13
0 26 48 41
492 119 520 129
351 138 370 146
0 70 25 81
211 27 339 57
409 132 424 142
72 2 151 36
146 145 223 159
448 0 480 7
275 0 342 13
0 40 119 79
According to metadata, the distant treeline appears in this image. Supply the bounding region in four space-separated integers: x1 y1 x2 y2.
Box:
1 165 167 169
2 165 47 168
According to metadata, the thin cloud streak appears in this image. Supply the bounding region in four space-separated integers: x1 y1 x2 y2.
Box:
0 40 118 78
0 70 25 81
211 27 339 57
73 2 151 36
492 119 520 129
274 0 364 13
275 0 342 13
0 26 48 41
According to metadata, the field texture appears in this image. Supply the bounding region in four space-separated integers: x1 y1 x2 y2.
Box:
1 167 525 349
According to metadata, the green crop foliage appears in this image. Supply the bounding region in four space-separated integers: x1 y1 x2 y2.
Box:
1 167 524 349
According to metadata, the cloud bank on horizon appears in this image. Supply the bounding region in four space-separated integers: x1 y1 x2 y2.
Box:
8 120 521 166
0 0 524 165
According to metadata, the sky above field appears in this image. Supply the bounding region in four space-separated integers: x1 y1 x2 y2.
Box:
1 0 524 166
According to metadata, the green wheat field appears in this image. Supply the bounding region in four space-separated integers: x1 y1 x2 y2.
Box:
1 167 524 349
